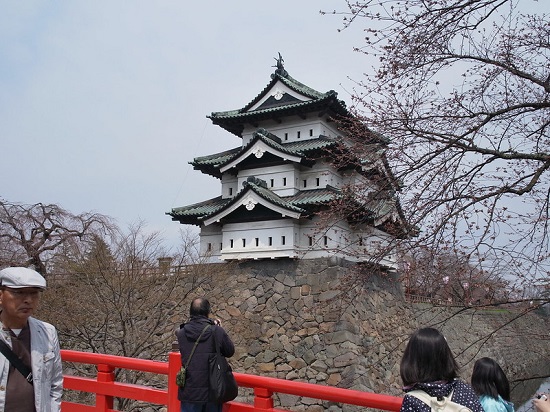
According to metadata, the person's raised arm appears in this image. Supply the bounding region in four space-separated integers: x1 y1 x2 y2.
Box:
534 394 549 412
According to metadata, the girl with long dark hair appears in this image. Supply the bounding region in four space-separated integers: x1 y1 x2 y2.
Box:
471 357 514 412
399 327 482 412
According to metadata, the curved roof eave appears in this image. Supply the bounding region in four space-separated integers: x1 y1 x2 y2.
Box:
219 133 305 173
202 181 307 226
210 94 349 122
192 132 339 177
166 196 230 225
208 92 351 137
241 71 330 113
190 147 242 178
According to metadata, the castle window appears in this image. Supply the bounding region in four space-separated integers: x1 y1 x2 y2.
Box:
255 237 259 247
207 243 212 251
308 236 313 246
229 187 233 196
230 239 234 248
323 236 328 246
270 179 274 187
358 236 363 246
220 243 223 250
309 129 313 136
316 177 320 186
303 179 307 188
284 132 288 141
297 131 301 139
242 239 246 247
268 236 273 246
283 177 287 186
281 236 286 245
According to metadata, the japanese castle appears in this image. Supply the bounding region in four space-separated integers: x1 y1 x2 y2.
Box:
168 56 407 268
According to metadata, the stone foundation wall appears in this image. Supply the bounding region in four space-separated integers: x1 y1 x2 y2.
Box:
188 258 549 410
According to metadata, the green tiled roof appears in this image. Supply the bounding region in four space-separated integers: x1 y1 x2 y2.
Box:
208 70 350 137
167 179 403 230
282 137 338 153
191 147 241 167
209 96 348 136
168 196 230 224
232 129 304 163
189 147 241 178
242 72 330 112
289 187 341 207
191 130 339 178
168 178 345 226
243 179 308 214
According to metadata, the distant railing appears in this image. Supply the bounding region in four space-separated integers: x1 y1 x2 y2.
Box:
404 293 517 308
405 293 456 306
61 349 403 412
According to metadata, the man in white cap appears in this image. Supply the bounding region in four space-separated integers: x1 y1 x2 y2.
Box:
0 267 62 412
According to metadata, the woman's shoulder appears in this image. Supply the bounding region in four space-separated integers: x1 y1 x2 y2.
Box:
453 379 474 390
401 380 482 412
450 380 483 412
452 379 478 396
401 392 432 412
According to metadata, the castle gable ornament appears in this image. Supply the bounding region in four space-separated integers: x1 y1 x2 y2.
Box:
272 89 284 100
253 148 265 158
243 197 257 211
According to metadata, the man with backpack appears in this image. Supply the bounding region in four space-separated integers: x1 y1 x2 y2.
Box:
176 297 235 412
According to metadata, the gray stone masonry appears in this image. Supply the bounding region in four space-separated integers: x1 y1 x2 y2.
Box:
178 258 549 411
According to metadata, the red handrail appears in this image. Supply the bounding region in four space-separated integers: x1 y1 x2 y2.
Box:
60 349 403 412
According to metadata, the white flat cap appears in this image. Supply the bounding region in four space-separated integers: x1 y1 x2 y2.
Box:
0 267 47 290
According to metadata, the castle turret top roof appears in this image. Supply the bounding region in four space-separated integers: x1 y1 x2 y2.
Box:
208 54 350 137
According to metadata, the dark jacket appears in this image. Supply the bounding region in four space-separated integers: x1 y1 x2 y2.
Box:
400 379 483 412
176 316 235 403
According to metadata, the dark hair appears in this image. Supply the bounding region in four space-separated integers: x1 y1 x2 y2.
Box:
189 297 211 317
400 327 459 386
471 357 511 401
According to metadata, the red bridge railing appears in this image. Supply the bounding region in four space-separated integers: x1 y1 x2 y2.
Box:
61 349 403 412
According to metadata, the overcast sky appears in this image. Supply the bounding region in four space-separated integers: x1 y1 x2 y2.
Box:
0 1 372 249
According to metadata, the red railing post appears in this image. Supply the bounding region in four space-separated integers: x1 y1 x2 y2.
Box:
96 364 115 411
168 348 182 412
254 387 274 412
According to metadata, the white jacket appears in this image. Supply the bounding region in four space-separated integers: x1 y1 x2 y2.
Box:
0 317 63 412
